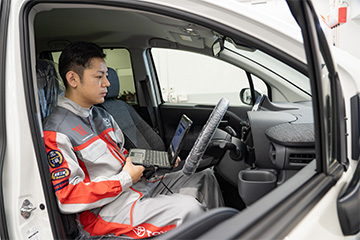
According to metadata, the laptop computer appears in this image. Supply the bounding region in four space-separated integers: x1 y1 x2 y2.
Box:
128 114 192 169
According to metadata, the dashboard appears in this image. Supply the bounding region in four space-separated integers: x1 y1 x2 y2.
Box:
247 95 315 170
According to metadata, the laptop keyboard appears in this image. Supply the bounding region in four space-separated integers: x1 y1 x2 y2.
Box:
145 150 168 166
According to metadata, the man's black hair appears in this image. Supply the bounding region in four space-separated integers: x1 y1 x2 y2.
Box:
58 41 106 88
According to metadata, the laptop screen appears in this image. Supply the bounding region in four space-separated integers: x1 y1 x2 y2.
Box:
168 115 192 161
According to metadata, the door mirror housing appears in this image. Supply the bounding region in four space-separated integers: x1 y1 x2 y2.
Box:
240 88 260 105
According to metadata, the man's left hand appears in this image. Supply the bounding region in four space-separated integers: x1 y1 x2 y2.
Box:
174 157 181 168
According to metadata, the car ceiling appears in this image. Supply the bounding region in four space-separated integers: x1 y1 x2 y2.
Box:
32 4 310 103
34 6 219 54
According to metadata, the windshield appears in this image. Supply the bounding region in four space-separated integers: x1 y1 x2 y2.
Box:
223 40 311 101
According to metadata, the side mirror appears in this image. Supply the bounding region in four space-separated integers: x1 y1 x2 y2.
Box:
240 88 260 105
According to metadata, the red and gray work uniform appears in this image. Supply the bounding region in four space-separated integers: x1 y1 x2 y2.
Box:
43 96 224 238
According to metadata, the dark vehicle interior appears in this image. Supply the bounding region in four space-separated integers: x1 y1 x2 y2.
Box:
24 2 324 239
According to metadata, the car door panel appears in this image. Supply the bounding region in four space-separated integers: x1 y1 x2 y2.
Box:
0 0 9 239
337 160 360 235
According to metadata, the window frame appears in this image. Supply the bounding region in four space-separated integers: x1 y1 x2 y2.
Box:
0 0 10 239
287 0 346 175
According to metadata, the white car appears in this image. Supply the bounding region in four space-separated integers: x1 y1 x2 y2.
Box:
1 0 359 239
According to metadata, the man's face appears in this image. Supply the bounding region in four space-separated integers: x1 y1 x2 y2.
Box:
76 57 110 108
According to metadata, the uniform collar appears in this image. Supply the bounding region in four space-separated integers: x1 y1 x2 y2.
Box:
57 95 93 118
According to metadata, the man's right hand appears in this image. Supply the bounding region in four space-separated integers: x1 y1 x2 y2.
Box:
123 157 145 183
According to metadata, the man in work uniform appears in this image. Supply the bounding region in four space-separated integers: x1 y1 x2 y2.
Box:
43 41 224 238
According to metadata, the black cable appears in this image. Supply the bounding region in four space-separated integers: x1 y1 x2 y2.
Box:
151 167 173 194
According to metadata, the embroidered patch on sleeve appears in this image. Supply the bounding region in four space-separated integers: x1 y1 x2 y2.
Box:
53 180 69 192
51 168 71 180
47 150 64 168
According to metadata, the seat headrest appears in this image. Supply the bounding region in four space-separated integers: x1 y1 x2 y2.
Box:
36 59 60 121
106 67 120 99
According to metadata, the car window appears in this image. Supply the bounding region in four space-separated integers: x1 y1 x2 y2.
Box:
222 40 311 103
151 48 267 106
252 75 268 95
51 48 137 104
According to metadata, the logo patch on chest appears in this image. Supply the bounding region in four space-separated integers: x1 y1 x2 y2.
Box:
72 125 88 136
103 118 111 126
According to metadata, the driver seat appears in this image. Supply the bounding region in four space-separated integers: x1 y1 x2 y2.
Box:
36 59 133 239
36 61 236 239
36 59 81 238
36 59 60 121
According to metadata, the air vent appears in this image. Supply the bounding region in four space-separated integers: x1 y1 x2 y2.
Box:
289 153 315 164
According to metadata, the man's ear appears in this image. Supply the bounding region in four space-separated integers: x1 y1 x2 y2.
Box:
65 71 79 88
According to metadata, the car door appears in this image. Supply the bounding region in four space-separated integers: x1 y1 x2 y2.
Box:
195 1 349 239
287 0 358 237
3 0 64 239
0 0 9 239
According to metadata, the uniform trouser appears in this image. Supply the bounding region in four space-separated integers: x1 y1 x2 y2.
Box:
144 168 224 209
80 169 224 238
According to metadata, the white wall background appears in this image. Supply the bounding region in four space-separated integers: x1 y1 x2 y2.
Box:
240 0 360 60
313 0 360 59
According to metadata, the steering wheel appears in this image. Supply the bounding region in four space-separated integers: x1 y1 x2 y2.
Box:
182 97 230 176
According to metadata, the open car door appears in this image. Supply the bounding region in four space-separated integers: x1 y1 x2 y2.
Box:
288 0 359 237
0 0 9 239
160 1 350 239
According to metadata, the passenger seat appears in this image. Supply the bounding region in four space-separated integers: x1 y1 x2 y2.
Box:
99 67 166 151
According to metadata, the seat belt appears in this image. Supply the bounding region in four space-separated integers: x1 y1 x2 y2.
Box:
140 76 159 134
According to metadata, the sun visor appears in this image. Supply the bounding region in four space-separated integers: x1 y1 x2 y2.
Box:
170 32 205 49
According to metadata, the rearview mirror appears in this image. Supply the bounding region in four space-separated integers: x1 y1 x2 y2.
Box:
212 39 224 57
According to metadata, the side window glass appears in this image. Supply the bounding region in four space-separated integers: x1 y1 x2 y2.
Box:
251 75 269 98
223 40 311 104
151 48 251 106
51 48 136 104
